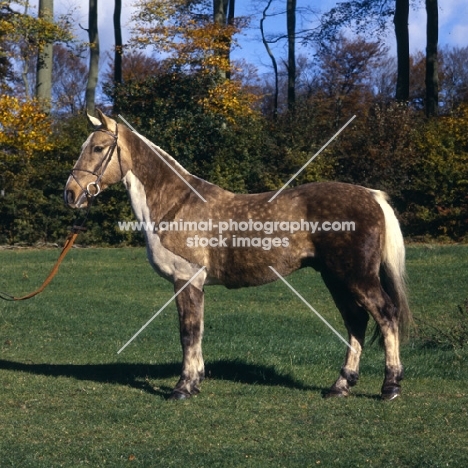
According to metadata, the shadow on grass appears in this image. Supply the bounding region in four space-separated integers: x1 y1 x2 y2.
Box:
0 359 327 398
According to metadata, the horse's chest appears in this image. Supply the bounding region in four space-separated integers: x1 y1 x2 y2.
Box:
123 171 200 284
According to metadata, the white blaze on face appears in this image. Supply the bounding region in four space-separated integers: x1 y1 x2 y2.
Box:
64 134 95 208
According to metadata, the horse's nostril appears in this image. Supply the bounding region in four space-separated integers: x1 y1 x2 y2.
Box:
65 190 75 205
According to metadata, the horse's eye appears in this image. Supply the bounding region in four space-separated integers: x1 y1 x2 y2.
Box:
94 146 104 153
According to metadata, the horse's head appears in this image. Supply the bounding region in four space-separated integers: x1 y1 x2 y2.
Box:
64 110 130 209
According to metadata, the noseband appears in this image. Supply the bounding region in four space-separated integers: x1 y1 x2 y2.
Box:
69 125 120 200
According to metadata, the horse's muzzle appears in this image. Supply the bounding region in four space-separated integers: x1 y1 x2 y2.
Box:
64 189 75 206
64 188 88 209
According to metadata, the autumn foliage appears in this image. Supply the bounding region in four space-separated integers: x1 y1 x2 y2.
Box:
130 0 255 123
0 95 54 159
131 0 238 73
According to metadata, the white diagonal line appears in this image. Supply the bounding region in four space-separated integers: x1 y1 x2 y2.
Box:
268 115 356 202
118 114 207 203
117 266 206 354
268 266 357 354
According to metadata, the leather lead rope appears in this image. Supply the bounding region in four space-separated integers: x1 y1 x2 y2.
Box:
0 203 93 302
0 230 80 301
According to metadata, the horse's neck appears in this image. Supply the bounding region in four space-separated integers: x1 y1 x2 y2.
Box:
133 133 191 178
123 131 194 223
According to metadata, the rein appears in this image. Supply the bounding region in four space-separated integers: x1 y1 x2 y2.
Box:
0 129 118 302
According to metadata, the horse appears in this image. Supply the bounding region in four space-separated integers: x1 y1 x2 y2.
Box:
64 110 411 400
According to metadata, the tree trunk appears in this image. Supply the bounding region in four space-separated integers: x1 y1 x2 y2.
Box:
114 0 123 85
213 0 234 80
261 0 278 119
86 0 99 116
394 0 410 101
425 0 438 117
287 0 296 112
36 0 54 111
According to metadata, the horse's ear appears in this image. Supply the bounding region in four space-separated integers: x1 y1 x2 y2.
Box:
87 109 117 133
96 108 117 133
87 110 102 128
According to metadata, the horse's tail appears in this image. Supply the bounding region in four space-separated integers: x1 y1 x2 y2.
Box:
371 190 412 342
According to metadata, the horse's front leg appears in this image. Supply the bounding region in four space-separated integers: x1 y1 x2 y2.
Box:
169 279 205 400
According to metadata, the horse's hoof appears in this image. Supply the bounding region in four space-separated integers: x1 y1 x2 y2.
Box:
381 391 400 401
381 386 401 401
168 390 191 400
325 388 349 398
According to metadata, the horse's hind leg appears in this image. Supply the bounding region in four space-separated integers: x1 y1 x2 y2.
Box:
353 280 404 400
322 275 369 397
169 279 205 400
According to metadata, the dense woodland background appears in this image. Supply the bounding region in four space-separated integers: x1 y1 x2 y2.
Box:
0 0 467 245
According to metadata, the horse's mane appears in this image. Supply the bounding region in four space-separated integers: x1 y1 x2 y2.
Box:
129 129 216 187
131 131 191 176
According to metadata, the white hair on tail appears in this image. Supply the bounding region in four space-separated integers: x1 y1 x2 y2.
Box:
369 189 412 338
370 190 406 281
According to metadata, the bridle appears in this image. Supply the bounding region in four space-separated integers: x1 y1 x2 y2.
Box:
68 125 120 201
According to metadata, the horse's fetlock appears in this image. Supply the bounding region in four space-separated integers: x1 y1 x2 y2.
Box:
385 365 404 382
340 367 359 387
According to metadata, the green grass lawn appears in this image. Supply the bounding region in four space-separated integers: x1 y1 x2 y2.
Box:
0 245 467 467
